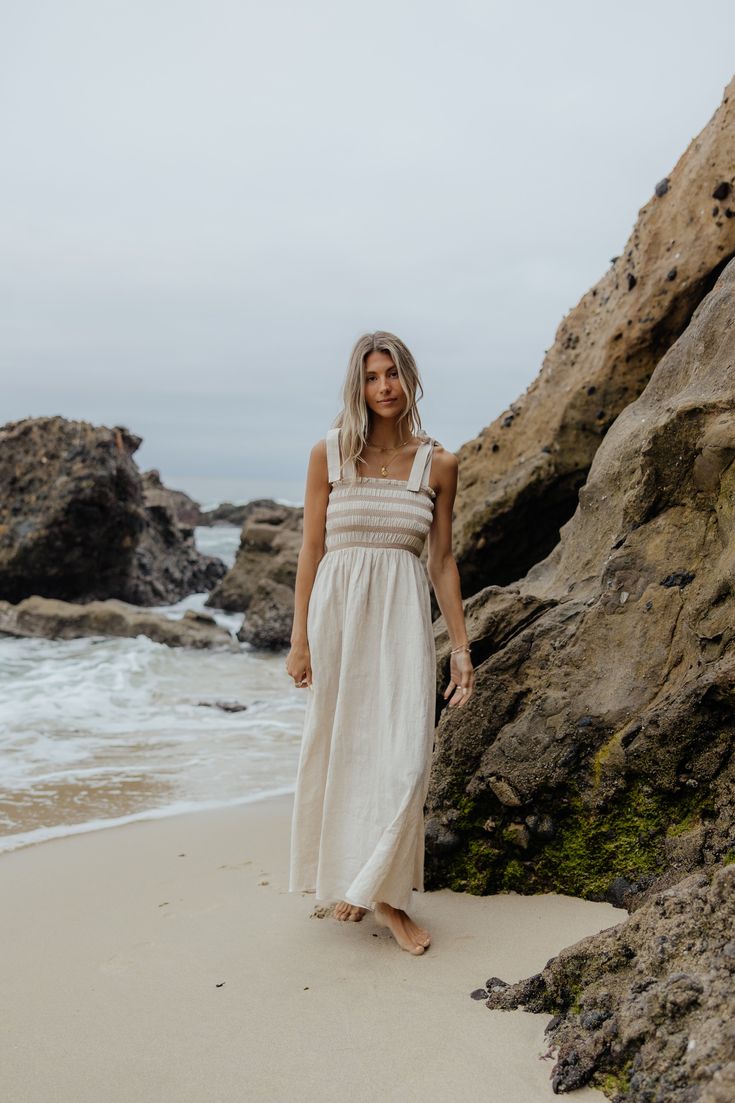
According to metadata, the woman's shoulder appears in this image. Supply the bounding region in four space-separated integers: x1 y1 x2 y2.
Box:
309 430 343 466
311 425 341 444
307 437 330 469
425 436 457 477
421 432 448 455
313 427 341 450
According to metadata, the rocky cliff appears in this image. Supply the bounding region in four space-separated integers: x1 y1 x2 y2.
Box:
428 255 735 909
454 76 735 597
429 135 735 1097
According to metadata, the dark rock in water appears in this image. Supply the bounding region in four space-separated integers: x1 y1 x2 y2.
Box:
206 500 303 649
427 255 735 910
0 595 237 650
197 699 249 712
0 416 226 605
452 77 735 595
479 864 735 1103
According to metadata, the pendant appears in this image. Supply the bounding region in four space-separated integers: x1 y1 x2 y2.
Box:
380 465 388 477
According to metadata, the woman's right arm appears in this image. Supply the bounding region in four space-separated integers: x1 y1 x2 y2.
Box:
285 438 330 689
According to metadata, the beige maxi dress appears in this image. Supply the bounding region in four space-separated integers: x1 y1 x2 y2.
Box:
288 427 437 913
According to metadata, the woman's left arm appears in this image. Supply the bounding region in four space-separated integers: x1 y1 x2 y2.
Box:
426 445 475 707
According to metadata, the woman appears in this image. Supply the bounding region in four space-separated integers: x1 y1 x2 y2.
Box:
286 331 475 955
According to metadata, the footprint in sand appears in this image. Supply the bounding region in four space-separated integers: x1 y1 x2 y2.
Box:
310 904 336 919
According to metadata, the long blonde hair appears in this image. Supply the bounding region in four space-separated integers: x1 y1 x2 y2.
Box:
332 331 425 485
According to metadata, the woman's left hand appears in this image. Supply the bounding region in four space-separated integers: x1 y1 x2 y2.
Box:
443 649 475 708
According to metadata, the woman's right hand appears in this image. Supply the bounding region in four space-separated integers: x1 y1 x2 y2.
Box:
443 648 475 707
285 642 312 689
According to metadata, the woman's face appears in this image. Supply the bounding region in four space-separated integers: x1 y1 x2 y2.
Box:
364 350 405 418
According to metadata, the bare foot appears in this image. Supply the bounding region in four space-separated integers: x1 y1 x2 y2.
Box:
374 902 431 954
333 900 368 922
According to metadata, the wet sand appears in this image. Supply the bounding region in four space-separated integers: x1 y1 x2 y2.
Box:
0 792 624 1102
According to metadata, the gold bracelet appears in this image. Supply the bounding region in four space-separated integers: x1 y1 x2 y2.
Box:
450 644 471 654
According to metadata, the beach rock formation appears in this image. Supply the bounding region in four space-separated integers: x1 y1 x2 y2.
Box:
0 417 226 606
199 501 252 526
128 492 226 606
141 468 206 527
206 500 303 649
477 863 735 1102
0 595 237 650
426 254 735 911
454 76 735 595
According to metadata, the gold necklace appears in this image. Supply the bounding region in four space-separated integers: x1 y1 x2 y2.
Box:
365 435 412 477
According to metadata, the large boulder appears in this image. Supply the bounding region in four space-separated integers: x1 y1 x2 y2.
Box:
0 417 226 605
479 862 735 1102
0 595 237 650
455 75 735 595
206 500 303 649
426 255 735 908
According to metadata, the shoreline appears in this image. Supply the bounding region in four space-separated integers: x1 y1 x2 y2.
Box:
0 784 297 855
0 791 622 1102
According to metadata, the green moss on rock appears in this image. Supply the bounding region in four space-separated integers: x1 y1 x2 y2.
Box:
500 858 526 892
445 838 501 895
593 1058 633 1099
533 779 672 897
431 775 714 901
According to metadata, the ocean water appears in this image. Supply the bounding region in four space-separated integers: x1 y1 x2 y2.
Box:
0 525 306 853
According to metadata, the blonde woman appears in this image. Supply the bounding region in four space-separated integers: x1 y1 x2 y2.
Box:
286 331 474 955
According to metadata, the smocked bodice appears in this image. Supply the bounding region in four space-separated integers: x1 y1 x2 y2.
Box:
323 428 436 558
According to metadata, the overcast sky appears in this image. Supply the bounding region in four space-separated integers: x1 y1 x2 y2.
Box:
2 1 734 505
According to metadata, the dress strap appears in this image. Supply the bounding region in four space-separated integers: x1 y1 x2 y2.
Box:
406 432 433 492
419 437 435 492
326 427 342 483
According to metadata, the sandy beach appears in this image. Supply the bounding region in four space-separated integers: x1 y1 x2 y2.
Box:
0 792 625 1102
